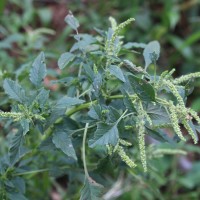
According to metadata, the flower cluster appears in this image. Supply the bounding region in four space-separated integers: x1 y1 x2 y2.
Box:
0 111 24 121
107 139 137 169
173 72 200 85
136 101 148 172
105 17 134 59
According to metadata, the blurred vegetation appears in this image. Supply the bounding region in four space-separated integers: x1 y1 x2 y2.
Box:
0 0 200 199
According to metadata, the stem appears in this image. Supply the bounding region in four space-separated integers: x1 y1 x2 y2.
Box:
66 94 137 117
77 62 83 98
71 124 96 135
82 123 89 178
14 168 49 176
66 100 97 116
122 112 135 119
154 60 157 85
14 165 83 176
116 109 128 124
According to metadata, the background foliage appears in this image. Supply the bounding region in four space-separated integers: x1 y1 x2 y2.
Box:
0 0 200 199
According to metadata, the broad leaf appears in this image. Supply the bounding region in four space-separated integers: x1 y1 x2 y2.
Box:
52 131 77 160
58 52 75 69
121 89 136 112
3 79 26 103
188 121 198 143
56 96 85 109
80 177 104 200
65 12 79 31
11 177 26 194
9 130 28 165
143 40 160 69
89 123 119 148
30 52 47 87
128 75 155 102
108 65 126 82
145 126 174 143
8 192 28 200
39 136 56 151
46 96 84 127
146 103 170 125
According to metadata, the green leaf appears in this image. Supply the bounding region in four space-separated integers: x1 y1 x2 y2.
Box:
146 103 170 125
58 52 75 69
9 130 28 165
3 79 26 103
52 131 77 160
11 177 26 194
65 12 79 31
39 136 56 151
35 88 50 108
88 105 102 120
121 89 136 112
56 96 85 109
143 40 160 69
128 75 155 101
108 65 126 82
46 96 84 126
145 126 174 143
89 123 119 148
80 177 104 200
30 52 47 87
20 119 30 136
8 192 28 200
188 121 198 143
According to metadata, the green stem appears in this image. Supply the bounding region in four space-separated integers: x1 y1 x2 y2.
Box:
14 168 49 176
13 165 82 176
66 94 137 117
154 60 157 85
66 100 97 116
66 94 170 118
71 124 96 135
116 109 128 124
82 123 89 178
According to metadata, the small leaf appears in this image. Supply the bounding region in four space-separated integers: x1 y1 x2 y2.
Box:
20 119 30 136
108 65 126 82
128 75 155 102
35 88 50 108
143 40 160 69
92 73 102 97
65 12 79 31
80 177 104 200
52 131 77 160
30 52 47 87
58 52 75 69
89 123 119 148
3 79 26 103
88 105 102 120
